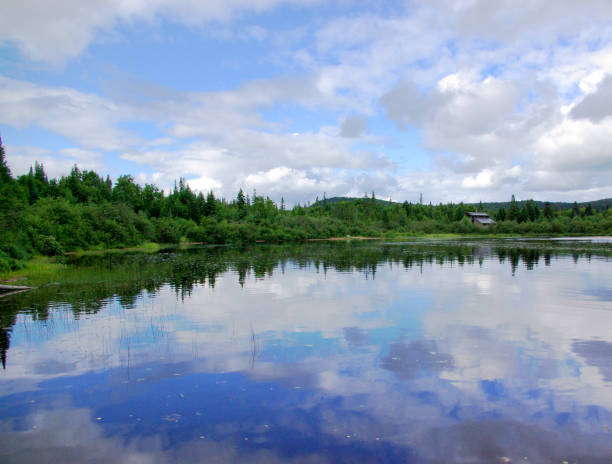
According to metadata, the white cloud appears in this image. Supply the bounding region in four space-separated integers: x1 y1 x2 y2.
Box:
0 0 320 65
120 133 393 204
534 118 612 172
381 73 543 166
338 115 368 138
571 74 612 122
3 1 612 202
1 71 395 203
378 72 559 198
5 145 104 179
461 169 494 189
430 0 612 42
0 76 137 151
245 166 318 195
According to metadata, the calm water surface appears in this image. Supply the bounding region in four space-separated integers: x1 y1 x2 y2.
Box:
1 239 611 463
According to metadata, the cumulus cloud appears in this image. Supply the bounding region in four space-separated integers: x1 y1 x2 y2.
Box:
245 166 317 194
3 1 612 202
534 118 612 172
120 134 393 204
380 72 547 167
338 115 368 138
461 169 494 189
0 0 320 65
430 0 612 41
5 145 105 179
290 2 612 200
570 74 612 122
377 64 612 198
0 76 137 151
0 71 395 202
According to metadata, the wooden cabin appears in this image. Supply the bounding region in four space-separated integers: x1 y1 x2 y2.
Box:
465 211 495 227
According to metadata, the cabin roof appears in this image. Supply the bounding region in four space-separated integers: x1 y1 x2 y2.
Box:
465 211 495 225
465 211 491 217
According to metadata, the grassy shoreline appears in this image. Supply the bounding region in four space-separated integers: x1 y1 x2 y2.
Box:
1 234 609 286
63 241 164 256
0 256 67 286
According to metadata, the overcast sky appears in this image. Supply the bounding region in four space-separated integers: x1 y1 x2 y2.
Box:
1 0 612 204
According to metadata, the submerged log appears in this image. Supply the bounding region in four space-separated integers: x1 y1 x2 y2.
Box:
0 284 33 291
0 284 34 298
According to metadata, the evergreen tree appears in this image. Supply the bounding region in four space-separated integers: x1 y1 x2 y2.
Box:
34 161 47 183
543 201 553 220
507 195 520 221
204 191 217 217
236 189 247 219
571 201 579 218
495 207 507 221
113 175 142 211
0 135 12 185
524 199 539 222
142 184 163 217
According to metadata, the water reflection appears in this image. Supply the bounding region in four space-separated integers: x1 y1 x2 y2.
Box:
0 239 611 463
572 340 612 382
382 339 454 379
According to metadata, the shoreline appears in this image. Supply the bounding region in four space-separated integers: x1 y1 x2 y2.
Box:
2 234 610 286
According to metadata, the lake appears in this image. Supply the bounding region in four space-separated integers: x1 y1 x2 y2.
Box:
1 239 611 463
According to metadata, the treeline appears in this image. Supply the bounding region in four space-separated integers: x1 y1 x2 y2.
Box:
1 140 611 271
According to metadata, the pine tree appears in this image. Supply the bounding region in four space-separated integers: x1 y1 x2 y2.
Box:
543 201 553 220
204 191 217 217
236 189 247 219
507 195 519 221
34 161 47 183
0 136 13 185
571 201 579 218
237 189 246 208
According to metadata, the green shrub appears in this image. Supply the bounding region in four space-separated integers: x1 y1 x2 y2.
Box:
39 235 63 256
152 218 181 243
0 251 24 272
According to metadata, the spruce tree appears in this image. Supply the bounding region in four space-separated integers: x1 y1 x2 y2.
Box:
571 201 579 218
543 201 553 220
0 135 12 185
204 191 217 217
507 195 520 221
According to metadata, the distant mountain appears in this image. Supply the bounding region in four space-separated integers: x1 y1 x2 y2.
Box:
313 196 394 205
466 198 612 212
313 196 612 211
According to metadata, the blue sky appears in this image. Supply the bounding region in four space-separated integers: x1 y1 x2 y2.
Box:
1 0 612 204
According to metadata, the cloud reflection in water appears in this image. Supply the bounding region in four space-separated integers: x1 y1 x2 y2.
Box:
1 241 611 462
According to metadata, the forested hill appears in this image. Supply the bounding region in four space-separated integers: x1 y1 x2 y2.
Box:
318 196 612 211
471 198 612 212
1 138 611 273
312 196 395 206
